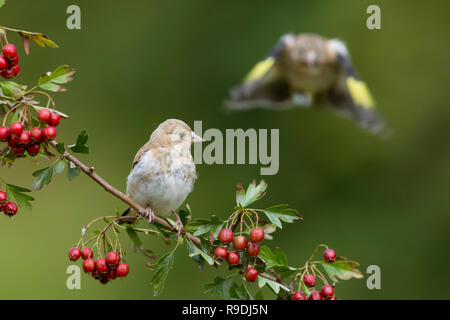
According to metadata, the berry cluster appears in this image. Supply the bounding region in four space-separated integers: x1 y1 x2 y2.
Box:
68 247 129 285
0 44 20 79
291 249 337 300
0 190 18 217
0 109 60 158
215 227 265 283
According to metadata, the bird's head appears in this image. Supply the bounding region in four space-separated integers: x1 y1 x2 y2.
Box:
150 119 204 150
291 33 329 69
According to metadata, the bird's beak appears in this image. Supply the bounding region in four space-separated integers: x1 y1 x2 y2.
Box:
191 132 205 143
305 51 317 67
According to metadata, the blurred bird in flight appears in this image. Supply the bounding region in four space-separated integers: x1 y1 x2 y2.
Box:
225 33 386 134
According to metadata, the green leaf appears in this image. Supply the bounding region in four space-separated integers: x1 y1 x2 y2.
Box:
185 215 226 238
5 183 34 210
258 245 288 269
320 259 364 282
38 65 75 92
187 241 216 266
0 81 27 99
257 276 290 294
150 241 180 296
32 166 53 190
262 204 302 229
236 180 267 207
126 225 143 250
16 29 58 51
54 160 65 174
204 276 236 300
55 142 65 154
69 129 89 154
67 161 80 181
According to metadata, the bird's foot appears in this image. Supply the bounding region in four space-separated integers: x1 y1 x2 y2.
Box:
144 207 155 224
171 211 184 237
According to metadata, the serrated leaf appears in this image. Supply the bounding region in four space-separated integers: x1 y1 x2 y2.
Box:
320 259 364 282
67 161 80 181
262 204 301 229
69 129 89 154
126 225 143 250
204 276 235 300
32 166 53 190
38 65 74 92
185 215 226 238
54 160 65 174
0 81 27 99
16 29 58 52
150 241 180 296
55 142 65 154
257 276 290 294
187 241 216 266
236 180 267 207
5 183 34 210
258 245 288 269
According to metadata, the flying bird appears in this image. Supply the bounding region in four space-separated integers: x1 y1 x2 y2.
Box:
225 33 386 133
123 119 204 234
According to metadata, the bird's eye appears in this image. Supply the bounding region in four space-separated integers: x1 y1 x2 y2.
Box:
179 132 185 139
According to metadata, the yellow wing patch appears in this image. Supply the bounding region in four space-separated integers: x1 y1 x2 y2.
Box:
244 57 275 83
346 76 375 109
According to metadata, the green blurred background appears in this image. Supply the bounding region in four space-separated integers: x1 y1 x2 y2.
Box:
1 0 449 299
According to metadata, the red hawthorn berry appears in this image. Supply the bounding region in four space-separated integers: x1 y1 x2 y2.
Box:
245 267 258 282
0 126 10 141
9 122 23 137
81 247 94 260
11 64 20 76
0 191 7 204
323 249 336 263
95 259 109 274
291 291 307 300
91 270 102 280
18 131 30 145
303 274 316 287
8 55 18 67
106 268 117 280
49 113 61 127
250 228 265 242
214 246 228 260
246 242 260 257
99 276 110 285
105 251 121 268
68 247 81 261
12 146 26 157
43 126 57 140
2 68 14 79
30 127 44 142
38 109 52 123
0 56 7 70
8 135 19 148
3 201 18 217
2 44 17 59
226 251 240 266
27 144 41 156
321 285 334 299
233 235 248 251
82 258 95 273
308 291 322 300
116 263 129 277
219 229 233 244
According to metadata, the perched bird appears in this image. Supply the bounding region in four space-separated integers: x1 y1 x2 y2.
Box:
225 33 386 134
123 119 204 234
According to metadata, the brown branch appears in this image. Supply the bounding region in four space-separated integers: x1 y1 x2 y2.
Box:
48 140 201 247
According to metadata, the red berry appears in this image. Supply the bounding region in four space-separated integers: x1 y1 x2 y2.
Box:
8 55 18 67
30 127 43 142
11 64 20 76
2 68 14 79
27 144 40 156
116 263 129 277
323 249 336 263
245 267 258 282
219 229 234 244
106 251 121 268
0 126 10 141
82 258 95 273
12 146 26 157
0 56 7 70
233 235 248 251
291 291 307 300
99 276 110 285
38 109 52 123
246 242 260 257
91 269 102 280
43 126 57 140
250 228 265 242
0 191 7 204
2 44 17 59
303 274 316 287
81 247 94 260
226 251 240 266
308 291 322 300
95 259 109 273
18 131 30 145
49 113 61 126
8 135 19 148
9 122 23 136
3 201 18 217
68 247 81 261
106 268 117 280
321 285 334 299
214 247 228 260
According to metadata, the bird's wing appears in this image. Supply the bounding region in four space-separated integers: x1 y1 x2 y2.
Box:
326 39 386 134
132 140 153 168
225 34 295 109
